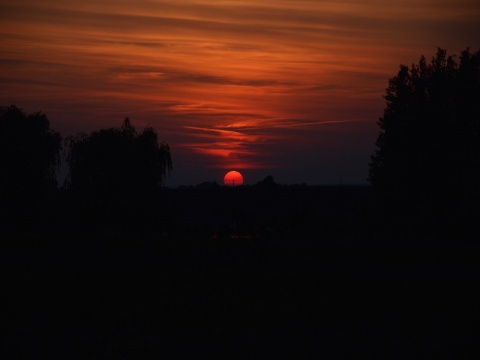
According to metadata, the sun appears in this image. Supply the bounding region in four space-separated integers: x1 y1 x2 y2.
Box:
224 170 244 186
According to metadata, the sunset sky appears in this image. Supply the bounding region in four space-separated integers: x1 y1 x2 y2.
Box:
1 0 479 186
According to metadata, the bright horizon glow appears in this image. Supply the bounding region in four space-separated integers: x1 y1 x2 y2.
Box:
224 171 244 187
1 0 479 185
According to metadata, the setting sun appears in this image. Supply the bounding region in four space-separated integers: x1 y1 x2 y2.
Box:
224 170 244 186
1 0 478 186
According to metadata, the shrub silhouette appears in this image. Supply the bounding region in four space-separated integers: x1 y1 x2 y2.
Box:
369 48 480 203
0 105 61 199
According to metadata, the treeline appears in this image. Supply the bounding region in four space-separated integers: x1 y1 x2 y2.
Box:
1 48 479 243
0 105 172 232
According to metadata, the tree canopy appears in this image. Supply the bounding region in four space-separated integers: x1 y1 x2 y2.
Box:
0 105 61 198
369 48 480 204
65 118 172 196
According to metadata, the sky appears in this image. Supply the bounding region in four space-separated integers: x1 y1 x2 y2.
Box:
1 0 479 186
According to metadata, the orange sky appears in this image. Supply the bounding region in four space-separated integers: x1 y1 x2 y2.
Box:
1 0 479 185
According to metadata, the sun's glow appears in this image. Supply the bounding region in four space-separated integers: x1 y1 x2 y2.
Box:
1 0 478 184
224 170 244 186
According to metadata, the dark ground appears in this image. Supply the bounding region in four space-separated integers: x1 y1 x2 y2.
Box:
2 186 480 358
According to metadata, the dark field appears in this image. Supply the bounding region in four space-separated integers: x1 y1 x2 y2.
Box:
3 186 479 358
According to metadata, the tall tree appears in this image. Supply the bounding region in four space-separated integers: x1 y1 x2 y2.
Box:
369 48 480 204
0 105 61 198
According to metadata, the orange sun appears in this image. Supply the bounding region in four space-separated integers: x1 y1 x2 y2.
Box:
224 170 244 186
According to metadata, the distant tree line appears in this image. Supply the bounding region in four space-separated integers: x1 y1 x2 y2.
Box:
2 47 479 238
0 105 172 230
1 105 171 194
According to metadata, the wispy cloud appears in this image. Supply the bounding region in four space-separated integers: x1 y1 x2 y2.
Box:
1 0 479 183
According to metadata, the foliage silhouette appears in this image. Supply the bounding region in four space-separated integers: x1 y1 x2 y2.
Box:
65 118 171 193
0 105 61 199
256 175 278 189
369 48 480 199
65 118 172 227
369 48 480 240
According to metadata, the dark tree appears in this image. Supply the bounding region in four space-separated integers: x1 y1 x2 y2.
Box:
65 118 172 195
0 105 62 198
369 48 480 203
64 118 172 227
256 175 278 189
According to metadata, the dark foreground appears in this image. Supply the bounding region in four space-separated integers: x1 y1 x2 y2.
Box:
2 186 480 358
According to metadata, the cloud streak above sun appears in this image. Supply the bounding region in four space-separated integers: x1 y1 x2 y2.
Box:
1 0 479 184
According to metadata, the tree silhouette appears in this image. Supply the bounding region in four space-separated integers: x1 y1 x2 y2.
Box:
256 175 278 189
369 48 480 205
64 118 172 228
65 118 172 196
0 105 61 199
